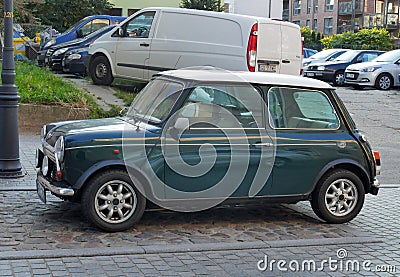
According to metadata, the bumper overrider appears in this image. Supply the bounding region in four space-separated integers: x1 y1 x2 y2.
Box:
35 130 74 203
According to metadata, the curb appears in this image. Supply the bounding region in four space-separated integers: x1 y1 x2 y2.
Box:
0 236 382 260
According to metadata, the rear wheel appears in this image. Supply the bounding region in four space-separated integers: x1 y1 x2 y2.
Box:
89 55 114 85
82 170 145 232
375 73 392 90
311 169 365 223
333 71 345 86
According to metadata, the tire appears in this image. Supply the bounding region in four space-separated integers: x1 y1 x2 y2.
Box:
82 170 146 232
89 55 114 85
311 169 365 224
375 73 392 90
351 85 364 90
333 71 345 86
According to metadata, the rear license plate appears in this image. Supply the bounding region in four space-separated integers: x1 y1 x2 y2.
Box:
37 180 47 203
346 73 355 79
306 72 315 77
258 64 277 73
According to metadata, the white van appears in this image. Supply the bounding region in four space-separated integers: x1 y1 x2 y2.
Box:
87 7 302 85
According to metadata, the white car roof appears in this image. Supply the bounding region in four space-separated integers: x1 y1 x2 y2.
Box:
157 69 333 90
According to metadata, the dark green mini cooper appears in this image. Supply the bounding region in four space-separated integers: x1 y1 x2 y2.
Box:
36 70 381 232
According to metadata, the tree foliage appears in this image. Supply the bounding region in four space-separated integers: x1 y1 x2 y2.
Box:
0 0 41 23
321 28 393 51
26 0 114 31
180 0 224 12
300 26 324 50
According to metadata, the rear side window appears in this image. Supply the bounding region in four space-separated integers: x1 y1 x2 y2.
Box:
81 19 110 37
268 87 339 129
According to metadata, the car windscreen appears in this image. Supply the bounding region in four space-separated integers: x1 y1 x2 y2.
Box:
309 49 338 60
63 17 89 34
372 50 400 62
333 51 359 62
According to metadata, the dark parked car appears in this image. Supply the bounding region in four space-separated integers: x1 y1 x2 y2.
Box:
47 25 116 71
62 47 89 75
36 70 381 232
303 50 384 86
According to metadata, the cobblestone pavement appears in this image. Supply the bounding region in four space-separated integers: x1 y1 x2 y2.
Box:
0 86 399 276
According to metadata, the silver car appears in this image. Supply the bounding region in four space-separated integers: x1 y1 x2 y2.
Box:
345 49 400 90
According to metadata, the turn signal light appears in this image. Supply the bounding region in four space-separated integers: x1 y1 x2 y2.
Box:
373 151 381 175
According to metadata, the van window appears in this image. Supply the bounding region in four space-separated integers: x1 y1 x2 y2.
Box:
181 85 263 128
125 12 155 38
268 87 339 129
81 19 110 37
155 12 243 47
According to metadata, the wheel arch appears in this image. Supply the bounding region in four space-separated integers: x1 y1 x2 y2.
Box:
375 71 394 85
311 159 371 196
89 50 115 76
74 160 154 200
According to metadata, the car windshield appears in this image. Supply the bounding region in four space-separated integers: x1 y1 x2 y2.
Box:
63 17 89 34
334 51 359 62
372 50 400 62
309 49 338 60
127 79 183 124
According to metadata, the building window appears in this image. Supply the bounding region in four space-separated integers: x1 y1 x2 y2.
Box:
293 20 301 26
325 0 334 12
314 0 318 13
294 0 302 15
314 19 318 31
306 19 311 28
324 18 333 35
307 0 312 14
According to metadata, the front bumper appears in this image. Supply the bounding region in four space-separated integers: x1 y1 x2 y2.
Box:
344 71 377 86
303 70 335 83
370 178 380 195
36 172 75 202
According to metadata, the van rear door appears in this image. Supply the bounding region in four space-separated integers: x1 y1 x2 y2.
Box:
256 21 282 74
280 22 302 75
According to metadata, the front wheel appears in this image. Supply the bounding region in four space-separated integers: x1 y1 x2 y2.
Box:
82 170 146 232
375 73 392 90
89 55 114 85
311 169 365 223
333 71 345 86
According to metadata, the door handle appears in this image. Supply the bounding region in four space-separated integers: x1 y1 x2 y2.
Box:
252 142 273 147
140 43 150 47
282 60 290 64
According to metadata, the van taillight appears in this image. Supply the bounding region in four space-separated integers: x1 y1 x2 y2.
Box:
373 151 381 175
247 23 258 72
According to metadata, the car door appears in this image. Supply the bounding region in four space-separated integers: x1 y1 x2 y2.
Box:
114 11 156 80
163 84 274 201
267 86 350 196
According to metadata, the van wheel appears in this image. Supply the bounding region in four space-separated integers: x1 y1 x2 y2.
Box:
375 73 392 90
89 56 114 85
333 71 345 86
82 170 145 232
311 169 365 223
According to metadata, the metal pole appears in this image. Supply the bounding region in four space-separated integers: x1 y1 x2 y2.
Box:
0 0 23 178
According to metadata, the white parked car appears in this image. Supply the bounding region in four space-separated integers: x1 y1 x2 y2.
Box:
345 49 399 90
302 48 349 69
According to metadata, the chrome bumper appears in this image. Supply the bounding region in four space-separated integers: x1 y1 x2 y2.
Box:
37 172 75 197
370 178 380 195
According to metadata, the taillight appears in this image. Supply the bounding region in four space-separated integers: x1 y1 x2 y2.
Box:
373 151 381 175
247 23 258 72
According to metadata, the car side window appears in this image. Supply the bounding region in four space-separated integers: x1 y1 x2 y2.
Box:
124 12 155 38
81 19 110 37
268 87 339 129
180 85 263 129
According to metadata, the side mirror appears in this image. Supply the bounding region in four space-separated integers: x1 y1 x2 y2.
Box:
118 27 124 37
119 107 128 117
174 117 189 131
76 29 83 38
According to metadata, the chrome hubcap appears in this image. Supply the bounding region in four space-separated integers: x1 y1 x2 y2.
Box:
335 73 345 85
379 76 391 89
95 180 137 224
95 63 107 79
325 179 358 217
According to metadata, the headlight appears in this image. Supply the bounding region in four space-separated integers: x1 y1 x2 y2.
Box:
317 66 325 71
44 39 56 49
42 156 49 176
54 136 65 162
53 48 68 56
360 67 381 72
303 61 311 67
67 53 82 61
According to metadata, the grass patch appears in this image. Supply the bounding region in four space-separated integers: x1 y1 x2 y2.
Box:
1 62 114 118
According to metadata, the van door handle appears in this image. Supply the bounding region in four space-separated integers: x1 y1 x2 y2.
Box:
282 60 290 64
140 43 150 47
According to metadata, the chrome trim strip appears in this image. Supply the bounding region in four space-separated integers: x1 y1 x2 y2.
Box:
37 174 75 197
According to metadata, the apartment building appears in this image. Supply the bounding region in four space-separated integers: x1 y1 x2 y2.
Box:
283 0 400 36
